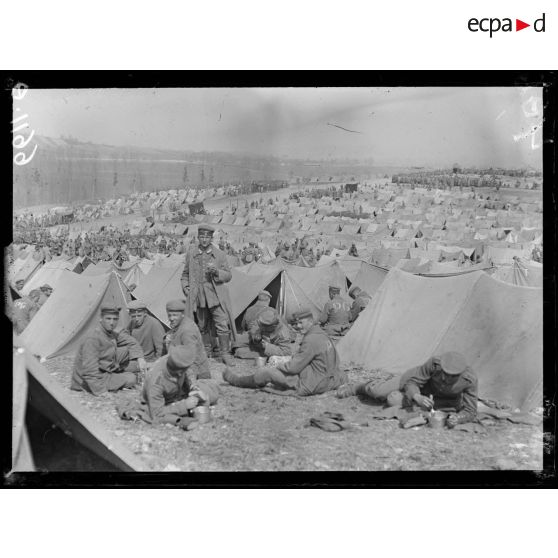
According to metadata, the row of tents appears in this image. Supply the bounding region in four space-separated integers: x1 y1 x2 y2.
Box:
11 250 543 413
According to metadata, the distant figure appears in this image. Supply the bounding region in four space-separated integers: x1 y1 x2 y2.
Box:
348 243 358 257
348 285 371 323
13 289 42 334
319 286 351 335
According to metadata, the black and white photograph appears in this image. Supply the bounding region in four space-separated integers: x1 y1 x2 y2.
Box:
4 75 554 481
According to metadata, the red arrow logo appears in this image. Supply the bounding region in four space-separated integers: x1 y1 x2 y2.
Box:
516 19 530 31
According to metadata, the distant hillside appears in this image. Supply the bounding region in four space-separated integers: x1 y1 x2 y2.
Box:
12 136 389 208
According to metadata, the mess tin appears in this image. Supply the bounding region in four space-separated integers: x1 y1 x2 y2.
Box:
192 406 212 424
429 410 447 430
255 356 267 368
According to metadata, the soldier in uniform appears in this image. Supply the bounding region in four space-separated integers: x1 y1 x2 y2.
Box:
233 308 293 360
163 299 211 379
126 300 165 361
37 284 53 307
336 351 478 428
71 304 147 395
240 290 272 332
142 345 220 428
348 285 371 323
224 308 347 396
13 289 42 334
319 286 351 335
180 224 236 366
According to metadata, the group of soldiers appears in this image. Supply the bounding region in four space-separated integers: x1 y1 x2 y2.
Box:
66 223 480 431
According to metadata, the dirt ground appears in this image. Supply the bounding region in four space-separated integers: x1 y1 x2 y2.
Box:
43 354 544 472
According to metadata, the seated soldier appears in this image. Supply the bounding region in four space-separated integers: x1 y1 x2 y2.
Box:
126 300 165 361
163 298 211 379
233 308 293 360
224 308 347 396
13 289 42 334
336 351 478 428
71 304 147 395
319 286 351 335
240 290 272 332
142 345 220 428
348 285 371 323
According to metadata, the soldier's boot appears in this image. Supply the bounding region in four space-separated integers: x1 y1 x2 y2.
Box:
223 367 268 389
218 333 236 367
201 333 213 358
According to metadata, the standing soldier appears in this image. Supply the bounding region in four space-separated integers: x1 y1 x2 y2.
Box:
319 286 351 335
180 224 237 366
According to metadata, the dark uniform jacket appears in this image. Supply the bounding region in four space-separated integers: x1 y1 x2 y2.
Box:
282 325 347 395
180 243 237 340
241 301 270 331
249 321 293 357
319 295 351 326
71 326 143 396
163 316 211 379
142 356 221 420
349 293 371 322
126 314 165 360
400 356 478 423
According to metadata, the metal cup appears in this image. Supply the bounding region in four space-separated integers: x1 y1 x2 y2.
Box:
192 406 211 424
429 411 447 430
255 356 267 368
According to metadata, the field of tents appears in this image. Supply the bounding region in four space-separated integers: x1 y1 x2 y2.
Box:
8 180 544 472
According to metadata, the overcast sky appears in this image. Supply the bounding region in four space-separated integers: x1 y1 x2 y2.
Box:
17 87 543 168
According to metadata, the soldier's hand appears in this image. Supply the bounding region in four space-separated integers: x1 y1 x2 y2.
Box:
446 413 459 429
182 285 190 296
413 394 434 410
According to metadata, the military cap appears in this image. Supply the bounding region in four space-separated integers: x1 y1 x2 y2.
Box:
166 299 187 312
40 284 53 292
439 351 468 375
29 289 42 298
257 290 272 300
329 285 341 293
258 309 279 328
348 285 362 297
166 345 196 371
198 224 215 235
127 300 147 311
292 308 313 321
100 304 121 315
